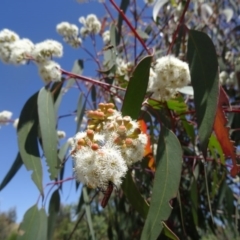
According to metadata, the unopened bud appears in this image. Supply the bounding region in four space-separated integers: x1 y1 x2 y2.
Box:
91 143 99 151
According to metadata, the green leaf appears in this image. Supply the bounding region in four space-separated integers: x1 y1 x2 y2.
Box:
75 93 87 133
38 87 58 180
121 171 149 219
208 134 224 164
187 30 219 155
83 186 96 240
190 177 198 226
167 99 187 112
47 190 60 240
17 205 47 240
17 91 43 194
91 85 97 110
66 59 84 88
0 152 23 191
136 29 149 40
141 126 182 240
162 222 179 240
122 55 152 119
116 0 130 45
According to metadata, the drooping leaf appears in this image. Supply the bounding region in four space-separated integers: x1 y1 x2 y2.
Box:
141 126 182 240
190 177 198 227
47 190 60 240
17 205 47 240
153 0 168 22
121 171 149 219
116 0 130 45
122 55 152 119
213 87 237 176
75 93 87 133
83 186 96 240
38 87 58 180
17 91 43 194
162 222 179 240
91 85 97 110
187 30 219 155
0 152 23 191
66 59 84 88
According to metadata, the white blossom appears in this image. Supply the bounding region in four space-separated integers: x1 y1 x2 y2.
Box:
71 104 148 189
32 40 63 62
79 14 101 37
37 60 62 83
102 30 110 45
0 29 19 43
0 111 12 125
57 130 66 139
148 55 190 101
9 38 34 64
56 22 82 48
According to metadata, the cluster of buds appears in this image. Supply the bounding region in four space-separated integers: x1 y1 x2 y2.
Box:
70 103 148 190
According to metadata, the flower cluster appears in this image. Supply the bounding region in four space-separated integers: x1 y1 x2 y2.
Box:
56 22 82 48
70 103 148 190
79 14 101 38
0 29 63 84
116 57 134 81
0 110 12 126
102 30 110 45
148 56 191 101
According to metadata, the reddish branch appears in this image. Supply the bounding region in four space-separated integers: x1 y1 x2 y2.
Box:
109 0 151 55
167 0 191 54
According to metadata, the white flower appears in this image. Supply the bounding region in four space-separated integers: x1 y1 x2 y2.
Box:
102 30 110 45
148 55 190 101
0 42 12 63
56 22 82 48
31 40 63 62
219 71 228 84
79 14 101 37
37 60 62 83
0 29 19 43
13 118 19 129
9 38 34 64
73 143 127 189
57 130 66 139
0 111 12 125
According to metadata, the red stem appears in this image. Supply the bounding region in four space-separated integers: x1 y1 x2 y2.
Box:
167 0 191 54
109 0 151 55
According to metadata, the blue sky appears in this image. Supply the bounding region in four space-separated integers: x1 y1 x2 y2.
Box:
0 0 109 222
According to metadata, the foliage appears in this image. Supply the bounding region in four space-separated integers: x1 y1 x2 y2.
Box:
1 0 240 239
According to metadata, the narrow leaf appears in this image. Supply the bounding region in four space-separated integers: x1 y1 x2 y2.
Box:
122 55 152 119
141 126 182 240
187 30 219 155
83 186 96 240
0 152 23 191
116 0 130 45
153 0 168 22
17 92 43 194
122 171 149 219
17 205 47 240
66 59 84 88
162 222 179 240
76 93 85 132
47 190 60 240
38 87 58 180
213 87 237 176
